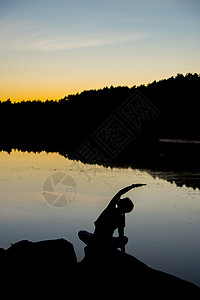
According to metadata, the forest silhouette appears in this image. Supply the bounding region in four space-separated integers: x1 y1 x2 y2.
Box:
1 73 199 138
0 73 200 180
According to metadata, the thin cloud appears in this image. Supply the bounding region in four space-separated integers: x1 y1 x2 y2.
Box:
32 32 145 51
0 20 145 51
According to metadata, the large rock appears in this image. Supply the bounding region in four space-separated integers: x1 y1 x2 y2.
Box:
5 238 77 266
78 249 200 297
1 238 77 295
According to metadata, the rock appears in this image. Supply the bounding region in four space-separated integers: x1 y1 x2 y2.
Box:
1 238 77 296
78 249 200 297
6 238 77 267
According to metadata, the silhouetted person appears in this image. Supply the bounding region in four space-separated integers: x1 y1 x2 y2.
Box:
78 183 146 262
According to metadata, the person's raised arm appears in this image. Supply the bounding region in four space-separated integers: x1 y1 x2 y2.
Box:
107 184 146 208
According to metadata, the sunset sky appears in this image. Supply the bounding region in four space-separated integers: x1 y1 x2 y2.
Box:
0 0 200 102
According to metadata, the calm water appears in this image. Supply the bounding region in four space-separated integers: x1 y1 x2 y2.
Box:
0 150 200 287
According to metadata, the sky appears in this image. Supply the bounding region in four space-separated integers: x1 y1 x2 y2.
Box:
0 0 200 102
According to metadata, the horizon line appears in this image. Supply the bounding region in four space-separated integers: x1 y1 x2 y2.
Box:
1 71 199 103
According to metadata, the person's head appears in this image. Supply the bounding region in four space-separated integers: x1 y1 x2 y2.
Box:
117 197 134 213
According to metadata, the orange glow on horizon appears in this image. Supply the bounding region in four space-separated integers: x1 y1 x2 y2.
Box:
1 71 192 103
0 75 162 103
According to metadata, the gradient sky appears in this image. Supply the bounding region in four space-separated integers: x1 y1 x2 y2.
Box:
0 0 200 102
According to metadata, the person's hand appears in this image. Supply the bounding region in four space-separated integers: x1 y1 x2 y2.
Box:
131 184 146 188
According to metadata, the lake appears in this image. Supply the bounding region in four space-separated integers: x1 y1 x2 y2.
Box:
0 149 200 287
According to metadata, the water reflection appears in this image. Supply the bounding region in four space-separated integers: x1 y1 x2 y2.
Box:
0 150 200 287
1 139 200 190
146 169 200 190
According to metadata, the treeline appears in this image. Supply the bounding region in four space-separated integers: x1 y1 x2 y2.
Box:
1 72 200 135
0 73 200 167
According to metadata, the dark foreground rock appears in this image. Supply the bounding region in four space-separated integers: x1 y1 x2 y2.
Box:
1 238 199 297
